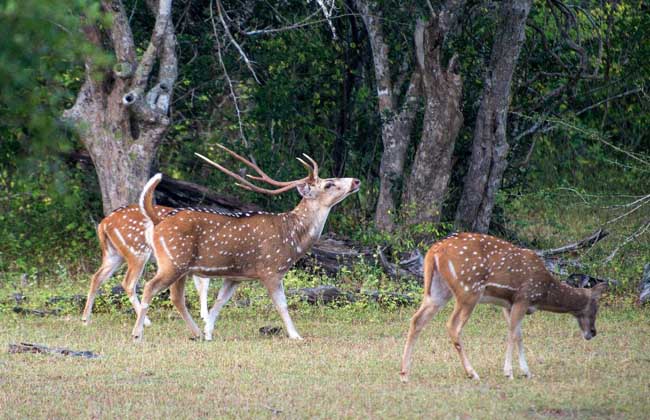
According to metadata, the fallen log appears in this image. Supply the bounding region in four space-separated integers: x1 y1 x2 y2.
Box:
565 273 618 289
155 175 260 212
287 285 412 306
8 342 100 359
63 149 259 212
287 285 354 304
12 307 60 317
298 236 374 276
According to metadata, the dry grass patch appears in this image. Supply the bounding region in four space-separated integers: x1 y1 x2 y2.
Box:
1 305 649 418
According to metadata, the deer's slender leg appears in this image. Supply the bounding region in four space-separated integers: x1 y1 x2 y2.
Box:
82 250 123 324
447 295 480 380
264 278 302 340
132 267 182 341
400 302 443 382
516 320 530 377
204 279 238 341
400 272 451 382
503 302 529 379
121 255 152 327
169 276 202 339
193 275 211 321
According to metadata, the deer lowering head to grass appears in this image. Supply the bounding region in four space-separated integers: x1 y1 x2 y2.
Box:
400 232 607 382
81 205 212 326
132 144 360 341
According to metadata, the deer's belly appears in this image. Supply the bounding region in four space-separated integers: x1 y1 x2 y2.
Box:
478 295 511 308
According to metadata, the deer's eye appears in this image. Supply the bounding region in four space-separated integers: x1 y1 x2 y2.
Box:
325 182 335 189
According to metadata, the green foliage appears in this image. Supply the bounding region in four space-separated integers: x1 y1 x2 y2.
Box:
0 0 107 152
2 0 649 298
0 158 101 276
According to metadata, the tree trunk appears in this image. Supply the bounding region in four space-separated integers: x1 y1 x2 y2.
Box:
402 8 464 226
354 0 421 232
455 0 532 232
374 73 421 231
62 0 177 215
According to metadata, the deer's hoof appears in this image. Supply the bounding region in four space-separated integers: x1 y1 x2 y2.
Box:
469 371 480 381
399 372 410 383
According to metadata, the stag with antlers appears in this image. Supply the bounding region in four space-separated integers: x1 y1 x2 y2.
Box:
131 145 360 341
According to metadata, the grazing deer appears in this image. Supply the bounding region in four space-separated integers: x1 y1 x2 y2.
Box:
400 232 607 381
82 205 212 325
131 145 360 341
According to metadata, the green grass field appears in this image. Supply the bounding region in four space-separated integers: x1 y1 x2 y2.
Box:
1 303 649 419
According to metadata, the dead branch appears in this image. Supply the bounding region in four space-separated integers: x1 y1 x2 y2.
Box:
604 220 650 264
535 229 609 257
215 0 260 83
210 0 250 147
8 343 100 359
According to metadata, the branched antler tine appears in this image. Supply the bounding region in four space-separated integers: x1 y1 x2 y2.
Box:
215 144 299 187
302 153 319 178
195 153 259 188
215 144 271 180
234 182 297 195
296 157 314 176
195 153 300 195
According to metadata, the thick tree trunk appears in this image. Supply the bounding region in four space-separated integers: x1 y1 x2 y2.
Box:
63 0 177 215
374 73 421 231
402 11 463 226
354 0 421 232
455 0 532 232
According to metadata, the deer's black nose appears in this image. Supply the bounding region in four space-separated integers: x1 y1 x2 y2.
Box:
352 179 361 189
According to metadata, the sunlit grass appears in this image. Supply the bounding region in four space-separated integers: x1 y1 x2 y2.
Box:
1 303 648 418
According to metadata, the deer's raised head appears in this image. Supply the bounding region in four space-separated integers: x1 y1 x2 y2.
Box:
576 282 607 340
195 145 360 210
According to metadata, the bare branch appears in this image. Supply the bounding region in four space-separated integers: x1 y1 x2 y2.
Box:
131 0 173 92
215 0 260 84
210 0 249 147
535 229 609 258
101 0 137 65
604 220 650 264
575 87 644 116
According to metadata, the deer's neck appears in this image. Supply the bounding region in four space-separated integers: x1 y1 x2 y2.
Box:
283 199 331 256
540 281 590 314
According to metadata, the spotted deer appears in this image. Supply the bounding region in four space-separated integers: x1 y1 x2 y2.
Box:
82 205 212 326
131 145 360 341
400 232 607 381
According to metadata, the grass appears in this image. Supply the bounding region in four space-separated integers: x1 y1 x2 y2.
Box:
1 301 649 419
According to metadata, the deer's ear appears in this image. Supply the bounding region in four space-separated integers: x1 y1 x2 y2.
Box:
296 183 315 198
592 283 608 300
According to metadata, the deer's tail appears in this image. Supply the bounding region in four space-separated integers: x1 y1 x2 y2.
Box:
139 173 164 226
422 248 438 298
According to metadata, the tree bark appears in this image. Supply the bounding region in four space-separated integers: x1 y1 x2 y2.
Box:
62 0 177 215
402 4 464 226
455 0 532 232
354 0 421 232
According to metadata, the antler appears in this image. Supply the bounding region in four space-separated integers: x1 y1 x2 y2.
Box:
195 144 319 195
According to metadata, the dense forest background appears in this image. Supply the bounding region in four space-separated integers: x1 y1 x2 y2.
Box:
1 0 648 296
